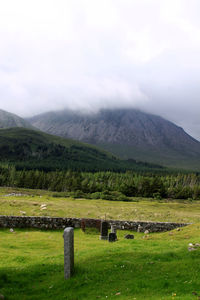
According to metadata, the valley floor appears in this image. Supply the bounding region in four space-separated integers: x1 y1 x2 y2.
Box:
1 187 200 223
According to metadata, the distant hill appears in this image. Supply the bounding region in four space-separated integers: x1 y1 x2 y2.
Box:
0 127 163 172
28 108 200 171
0 109 33 129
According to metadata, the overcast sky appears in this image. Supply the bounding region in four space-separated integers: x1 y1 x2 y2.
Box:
0 0 200 139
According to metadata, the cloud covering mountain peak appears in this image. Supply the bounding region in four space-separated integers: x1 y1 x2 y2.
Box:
0 0 200 139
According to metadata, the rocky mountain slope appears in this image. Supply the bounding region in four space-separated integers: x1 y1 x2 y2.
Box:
0 109 33 129
28 108 200 170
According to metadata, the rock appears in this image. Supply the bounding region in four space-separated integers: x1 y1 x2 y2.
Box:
124 234 134 239
188 242 200 251
188 247 196 251
144 230 149 234
40 204 47 210
10 228 14 232
192 291 198 295
40 204 47 208
143 234 150 239
108 232 117 242
176 228 180 231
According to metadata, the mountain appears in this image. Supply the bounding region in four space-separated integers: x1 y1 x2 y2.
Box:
0 127 162 172
0 109 33 129
28 108 200 171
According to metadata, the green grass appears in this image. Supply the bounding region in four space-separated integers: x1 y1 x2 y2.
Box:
1 187 200 299
1 187 200 223
1 225 200 300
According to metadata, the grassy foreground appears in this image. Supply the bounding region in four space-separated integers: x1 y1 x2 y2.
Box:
1 187 200 223
1 225 200 300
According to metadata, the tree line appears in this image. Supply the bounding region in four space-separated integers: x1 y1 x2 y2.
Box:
0 165 200 200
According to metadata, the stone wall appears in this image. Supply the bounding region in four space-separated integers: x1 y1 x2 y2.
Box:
0 215 190 232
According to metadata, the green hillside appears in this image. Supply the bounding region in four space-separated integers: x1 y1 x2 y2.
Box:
0 128 163 172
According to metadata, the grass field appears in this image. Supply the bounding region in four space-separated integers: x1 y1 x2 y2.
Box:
1 187 200 299
1 225 200 300
1 187 200 223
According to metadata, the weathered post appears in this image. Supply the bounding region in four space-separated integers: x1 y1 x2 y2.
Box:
100 221 108 240
63 227 74 279
81 219 86 232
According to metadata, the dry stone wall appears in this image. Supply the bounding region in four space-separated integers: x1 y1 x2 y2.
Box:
0 216 190 232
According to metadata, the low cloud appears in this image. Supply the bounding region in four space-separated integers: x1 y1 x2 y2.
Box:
0 0 200 140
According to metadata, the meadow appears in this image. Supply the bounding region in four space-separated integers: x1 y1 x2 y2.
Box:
1 225 200 300
1 187 200 299
1 187 200 223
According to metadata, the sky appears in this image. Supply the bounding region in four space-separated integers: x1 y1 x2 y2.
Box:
0 0 200 140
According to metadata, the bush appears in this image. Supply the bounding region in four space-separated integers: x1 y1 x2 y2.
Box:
153 192 162 200
52 192 70 198
70 190 89 199
90 192 102 199
100 190 130 201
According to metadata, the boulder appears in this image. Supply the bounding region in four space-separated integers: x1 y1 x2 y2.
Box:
124 234 134 239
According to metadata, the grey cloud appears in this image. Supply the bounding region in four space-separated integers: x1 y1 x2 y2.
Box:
0 0 200 140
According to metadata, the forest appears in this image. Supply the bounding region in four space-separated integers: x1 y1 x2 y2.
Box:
0 165 200 201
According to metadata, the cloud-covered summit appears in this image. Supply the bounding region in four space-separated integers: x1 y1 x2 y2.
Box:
0 0 200 139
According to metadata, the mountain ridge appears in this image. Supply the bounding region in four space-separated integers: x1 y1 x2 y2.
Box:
28 108 200 170
0 109 33 129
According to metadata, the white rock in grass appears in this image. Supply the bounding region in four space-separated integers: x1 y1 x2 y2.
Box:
40 204 47 210
10 228 14 232
40 204 46 208
188 242 200 251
